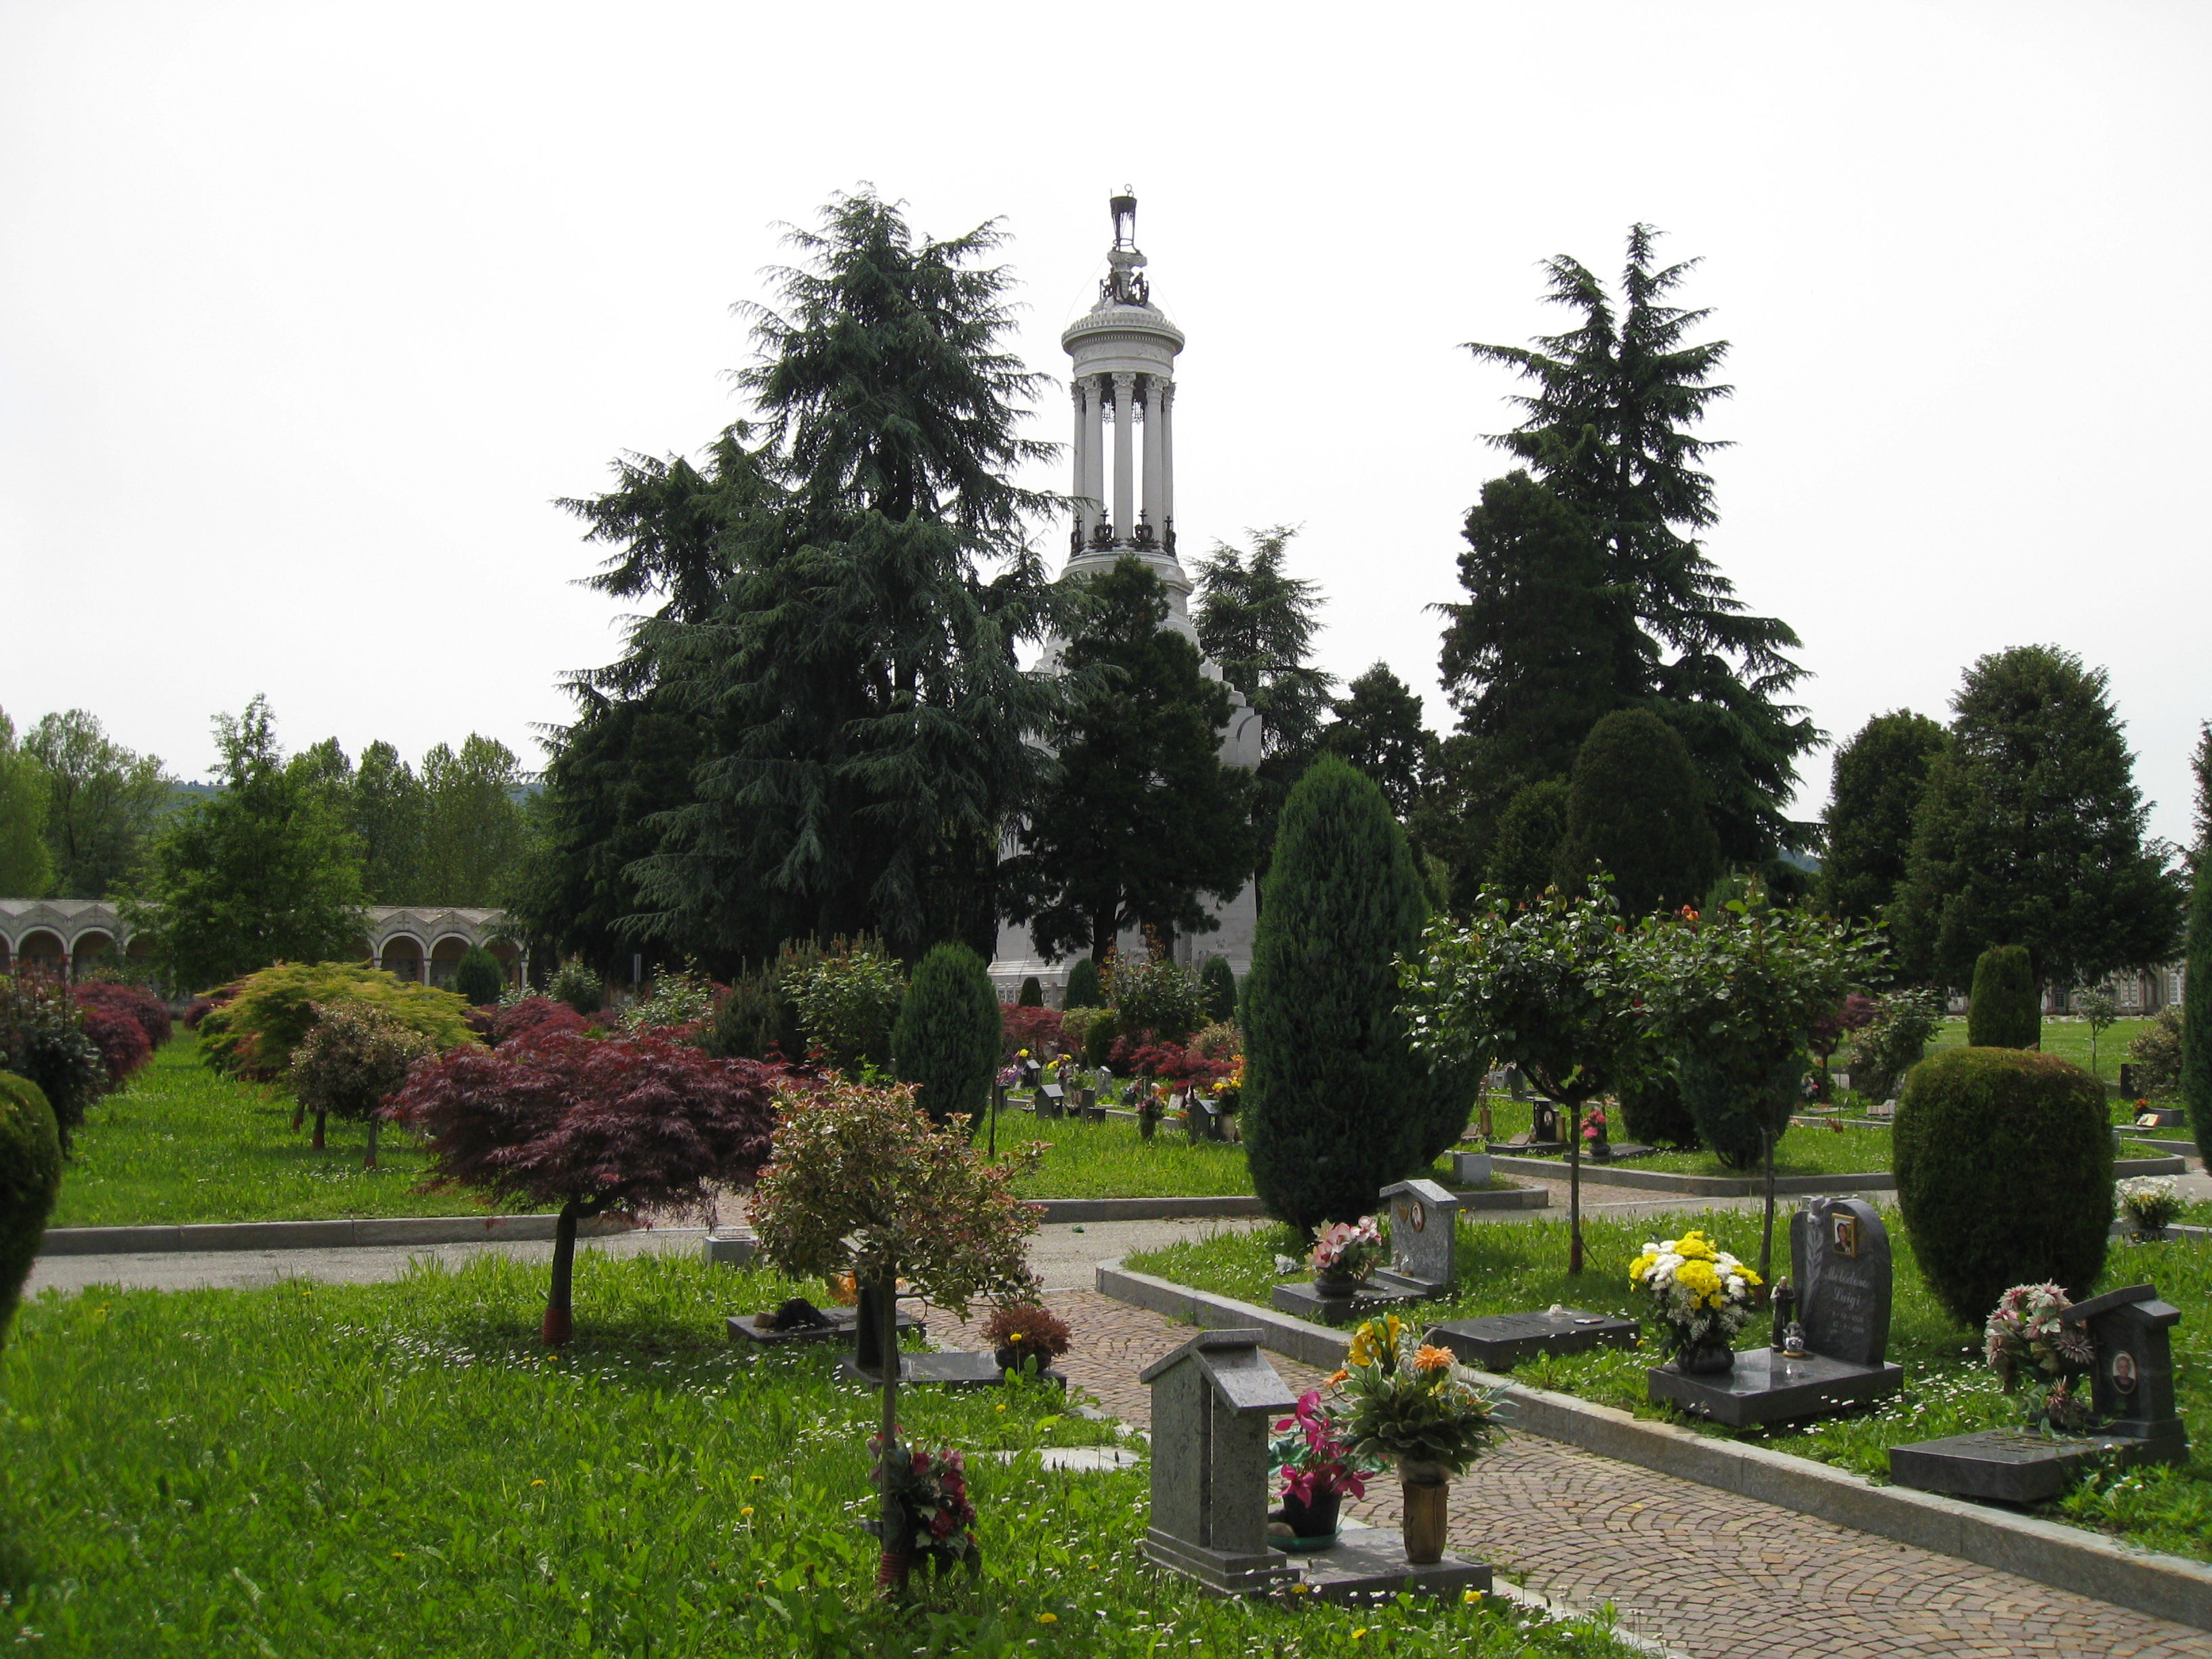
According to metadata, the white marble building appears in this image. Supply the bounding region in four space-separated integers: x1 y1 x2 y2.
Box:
988 193 1262 1000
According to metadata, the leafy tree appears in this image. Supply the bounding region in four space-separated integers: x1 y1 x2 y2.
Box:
1819 711 1948 924
2070 985 2118 1076
417 736 530 907
1483 778 1569 905
348 740 428 905
1553 710 1719 916
0 1071 61 1350
2182 726 2211 1158
1892 647 2184 987
1460 228 1816 863
119 699 370 993
453 945 505 1007
394 1030 781 1343
1101 945 1210 1046
891 942 1000 1132
632 190 1064 964
22 710 171 899
1244 757 1463 1234
1401 879 1645 1273
1320 663 1435 822
0 711 54 897
289 1001 436 1166
1003 558 1253 961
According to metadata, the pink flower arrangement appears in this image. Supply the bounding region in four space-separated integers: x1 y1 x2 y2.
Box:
1309 1216 1385 1281
1268 1389 1380 1503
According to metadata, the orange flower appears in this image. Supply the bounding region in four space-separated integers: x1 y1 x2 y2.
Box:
1326 1368 1349 1386
1412 1344 1454 1374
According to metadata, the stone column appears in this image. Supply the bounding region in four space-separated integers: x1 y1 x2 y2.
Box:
1071 380 1090 542
1112 371 1136 545
1159 380 1176 543
1084 376 1107 540
1141 376 1164 538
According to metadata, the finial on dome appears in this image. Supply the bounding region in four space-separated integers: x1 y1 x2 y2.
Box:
1103 188 1149 306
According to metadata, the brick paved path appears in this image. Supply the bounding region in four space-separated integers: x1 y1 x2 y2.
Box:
928 1288 2209 1659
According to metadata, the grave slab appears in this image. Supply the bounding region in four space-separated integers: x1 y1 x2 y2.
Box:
836 1351 1067 1392
1887 1429 2153 1504
1647 1346 1903 1426
724 1307 924 1347
1271 1276 1429 1326
1425 1308 1641 1370
1292 1524 1492 1604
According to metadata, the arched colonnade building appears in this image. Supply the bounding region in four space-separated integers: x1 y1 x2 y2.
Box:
0 899 524 992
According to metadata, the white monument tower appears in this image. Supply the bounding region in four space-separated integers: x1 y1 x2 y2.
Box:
989 191 1261 998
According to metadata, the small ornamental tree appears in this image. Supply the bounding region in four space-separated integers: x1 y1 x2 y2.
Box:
0 1071 62 1350
454 945 506 1007
1062 956 1103 1010
891 943 1001 1134
1967 945 2041 1050
289 1002 436 1164
197 961 476 1080
1401 878 1645 1273
2071 985 2119 1079
749 1078 1041 1596
75 999 152 1090
392 1031 781 1343
0 974 106 1153
1200 955 1237 1025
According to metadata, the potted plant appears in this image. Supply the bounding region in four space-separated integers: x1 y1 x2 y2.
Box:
1627 1229 1762 1375
1985 1282 2097 1433
2116 1176 2186 1242
1267 1387 1380 1549
1332 1314 1504 1564
1309 1216 1385 1294
980 1301 1073 1376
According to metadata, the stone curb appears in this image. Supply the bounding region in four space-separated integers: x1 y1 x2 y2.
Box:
1094 1261 2212 1633
1030 1196 1271 1224
37 1212 641 1256
1488 1153 2188 1198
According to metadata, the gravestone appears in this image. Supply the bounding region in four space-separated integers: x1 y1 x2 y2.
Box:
1496 1097 1565 1153
1036 1083 1065 1120
1646 1197 1903 1427
1450 1150 1492 1187
702 1227 758 1268
1426 1307 1640 1370
1271 1180 1458 1325
1139 1330 1300 1594
838 1279 1065 1393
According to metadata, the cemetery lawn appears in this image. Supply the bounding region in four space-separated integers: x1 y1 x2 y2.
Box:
1921 1015 2160 1098
1127 1214 2212 1563
1494 1115 2171 1181
49 1035 551 1229
0 1254 1643 1658
1001 1109 1255 1199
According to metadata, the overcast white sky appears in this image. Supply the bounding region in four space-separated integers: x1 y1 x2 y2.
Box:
3 2 2207 846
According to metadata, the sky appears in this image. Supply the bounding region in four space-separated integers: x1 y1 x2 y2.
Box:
3 1 2207 847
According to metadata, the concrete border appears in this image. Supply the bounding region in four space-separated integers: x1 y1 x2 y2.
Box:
37 1212 640 1256
1490 1153 2188 1198
1094 1261 2212 1632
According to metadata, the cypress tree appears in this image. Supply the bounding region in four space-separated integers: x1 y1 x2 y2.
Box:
454 946 505 1007
1243 756 1462 1233
1016 976 1044 1008
1200 956 1237 1024
1063 955 1103 1010
1484 778 1569 904
1553 710 1719 916
890 943 1001 1135
1967 945 2041 1050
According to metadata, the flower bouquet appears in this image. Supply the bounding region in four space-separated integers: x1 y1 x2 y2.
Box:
1985 1282 2096 1433
1267 1387 1380 1547
1330 1315 1504 1563
1309 1216 1386 1292
1627 1229 1761 1374
866 1432 979 1586
2116 1176 2186 1242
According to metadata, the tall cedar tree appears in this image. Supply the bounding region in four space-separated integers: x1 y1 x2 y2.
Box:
1892 646 2184 987
1553 710 1720 916
22 710 171 899
120 698 369 991
1320 663 1437 821
1003 558 1253 961
1454 227 1816 864
1242 756 1462 1233
1193 526 1334 895
2182 722 2210 1159
891 942 1002 1134
1819 711 1949 924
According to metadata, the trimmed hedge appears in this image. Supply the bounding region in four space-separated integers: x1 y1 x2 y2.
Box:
1617 1071 1700 1150
1966 944 2040 1050
0 1069 62 1350
1893 1047 2112 1326
1679 1051 1803 1170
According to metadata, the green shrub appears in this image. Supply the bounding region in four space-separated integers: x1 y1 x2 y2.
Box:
1617 1072 1699 1149
0 1070 62 1349
197 962 477 1080
1200 956 1237 1024
289 1002 437 1166
1063 956 1103 1010
1016 976 1044 1008
453 946 506 1007
1552 710 1719 916
2185 851 2209 1158
1679 1051 1804 1170
1102 950 1207 1046
1485 777 1569 903
784 936 905 1071
546 956 604 1017
1244 755 1458 1233
2129 1008 2184 1099
1893 1047 2112 1326
1081 1008 1119 1069
621 967 719 1033
891 943 1002 1133
1847 985 1944 1099
1187 1021 1241 1063
1966 945 2040 1050
0 973 106 1152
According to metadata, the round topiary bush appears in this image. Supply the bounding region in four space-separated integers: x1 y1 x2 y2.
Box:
1062 956 1103 1010
1617 1072 1700 1150
0 1069 63 1351
454 946 506 1008
1016 976 1044 1009
1966 944 2040 1050
1893 1047 2112 1326
1678 1052 1804 1170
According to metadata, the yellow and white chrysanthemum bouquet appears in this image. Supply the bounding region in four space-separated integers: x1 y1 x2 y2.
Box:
1627 1229 1761 1362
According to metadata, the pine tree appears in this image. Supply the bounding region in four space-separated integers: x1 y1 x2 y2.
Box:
1242 756 1462 1233
1553 710 1719 916
1820 711 1948 924
1319 663 1435 821
1893 646 2184 987
891 943 1002 1134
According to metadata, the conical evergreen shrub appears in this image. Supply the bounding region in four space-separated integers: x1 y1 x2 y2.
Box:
1553 710 1719 916
1200 956 1237 1024
1967 945 2041 1050
890 943 1001 1135
1243 756 1465 1233
454 946 506 1008
1017 976 1044 1008
1063 956 1103 1010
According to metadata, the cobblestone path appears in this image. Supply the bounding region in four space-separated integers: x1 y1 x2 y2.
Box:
928 1288 2209 1659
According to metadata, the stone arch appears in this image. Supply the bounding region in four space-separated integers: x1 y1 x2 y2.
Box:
377 933 426 983
73 929 116 977
15 929 66 976
485 937 522 989
428 933 472 990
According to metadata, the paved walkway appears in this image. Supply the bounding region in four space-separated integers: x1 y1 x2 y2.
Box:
928 1288 2210 1659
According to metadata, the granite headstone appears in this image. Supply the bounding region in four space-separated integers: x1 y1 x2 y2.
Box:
1792 1197 1890 1367
1380 1179 1460 1294
1139 1330 1300 1595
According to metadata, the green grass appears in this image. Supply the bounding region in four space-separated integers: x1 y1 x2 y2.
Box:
0 1252 1643 1658
1922 1015 2160 1094
52 1036 549 1229
1000 1109 1256 1200
1127 1212 2212 1563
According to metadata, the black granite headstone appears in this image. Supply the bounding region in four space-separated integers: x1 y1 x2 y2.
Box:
1792 1197 1890 1368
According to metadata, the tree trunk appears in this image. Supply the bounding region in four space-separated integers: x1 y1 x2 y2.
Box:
292 1103 304 1132
363 1116 380 1171
1566 1100 1584 1275
875 1264 908 1597
311 1110 326 1151
1758 1124 1777 1287
542 1198 579 1346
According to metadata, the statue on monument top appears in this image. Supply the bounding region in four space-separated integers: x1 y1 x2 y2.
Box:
1101 189 1151 308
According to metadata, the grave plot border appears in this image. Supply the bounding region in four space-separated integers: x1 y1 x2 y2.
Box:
1094 1259 2212 1633
1485 1153 2188 1199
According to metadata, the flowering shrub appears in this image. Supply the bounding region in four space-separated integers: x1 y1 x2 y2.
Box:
2116 1176 2186 1236
70 981 172 1052
491 996 590 1047
1985 1282 2097 1432
1627 1229 1762 1359
1187 1021 1241 1063
998 1002 1064 1065
622 968 720 1036
1332 1314 1504 1472
1269 1388 1381 1503
1309 1216 1384 1282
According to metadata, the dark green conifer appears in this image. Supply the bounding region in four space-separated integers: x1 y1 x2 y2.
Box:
890 943 1001 1135
1553 710 1719 916
1063 956 1103 1010
1966 945 2041 1050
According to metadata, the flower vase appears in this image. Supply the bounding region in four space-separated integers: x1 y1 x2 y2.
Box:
1313 1267 1364 1298
1397 1460 1450 1565
1673 1336 1736 1376
1279 1487 1341 1547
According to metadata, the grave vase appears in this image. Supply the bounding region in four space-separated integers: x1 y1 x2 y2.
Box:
1278 1486 1341 1545
1673 1336 1736 1376
1397 1460 1451 1565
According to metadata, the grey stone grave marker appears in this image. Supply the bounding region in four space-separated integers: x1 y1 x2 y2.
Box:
1647 1197 1903 1427
1036 1083 1065 1119
1449 1150 1492 1186
1139 1330 1300 1595
1426 1307 1640 1371
1271 1180 1459 1325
